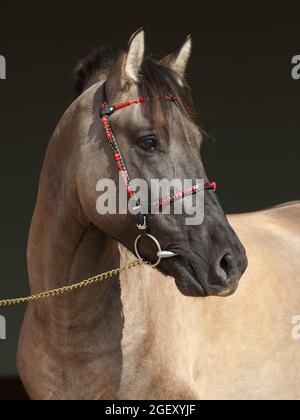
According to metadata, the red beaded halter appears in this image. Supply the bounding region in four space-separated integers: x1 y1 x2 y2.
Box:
100 84 217 266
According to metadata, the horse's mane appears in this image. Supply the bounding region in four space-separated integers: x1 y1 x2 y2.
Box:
73 47 118 98
138 59 197 133
73 47 197 133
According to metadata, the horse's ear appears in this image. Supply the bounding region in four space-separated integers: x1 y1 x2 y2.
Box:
160 35 192 77
123 28 145 83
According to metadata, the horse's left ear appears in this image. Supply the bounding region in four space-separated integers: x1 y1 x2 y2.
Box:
160 35 192 77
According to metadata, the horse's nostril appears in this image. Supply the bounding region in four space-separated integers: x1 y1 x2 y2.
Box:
218 254 234 282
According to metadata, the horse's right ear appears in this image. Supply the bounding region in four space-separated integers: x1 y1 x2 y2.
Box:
123 28 145 84
106 28 145 99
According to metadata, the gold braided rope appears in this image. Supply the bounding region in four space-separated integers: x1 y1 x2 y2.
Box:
0 260 148 308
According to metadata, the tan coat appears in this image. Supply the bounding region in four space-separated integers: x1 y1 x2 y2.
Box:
118 202 300 400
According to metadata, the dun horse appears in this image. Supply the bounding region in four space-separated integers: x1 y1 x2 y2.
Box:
18 29 300 400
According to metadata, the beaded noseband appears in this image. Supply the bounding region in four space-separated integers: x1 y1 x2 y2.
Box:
100 84 216 267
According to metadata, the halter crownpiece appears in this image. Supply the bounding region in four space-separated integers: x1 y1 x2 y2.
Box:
100 83 217 267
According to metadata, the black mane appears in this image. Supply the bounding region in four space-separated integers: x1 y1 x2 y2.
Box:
73 47 118 98
138 59 197 133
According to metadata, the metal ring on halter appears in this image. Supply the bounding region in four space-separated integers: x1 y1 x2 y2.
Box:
135 234 162 268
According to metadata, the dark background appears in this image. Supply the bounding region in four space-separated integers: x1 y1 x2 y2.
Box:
0 1 299 398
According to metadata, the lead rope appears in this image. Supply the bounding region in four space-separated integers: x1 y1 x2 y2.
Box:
0 260 149 307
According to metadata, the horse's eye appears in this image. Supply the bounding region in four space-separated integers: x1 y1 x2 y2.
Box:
138 136 158 151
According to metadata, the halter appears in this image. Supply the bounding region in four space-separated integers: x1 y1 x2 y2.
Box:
100 84 216 267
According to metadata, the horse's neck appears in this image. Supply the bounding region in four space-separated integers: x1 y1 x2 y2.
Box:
25 206 125 398
28 206 120 315
27 130 120 323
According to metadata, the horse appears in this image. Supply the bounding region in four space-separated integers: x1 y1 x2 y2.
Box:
17 29 299 400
